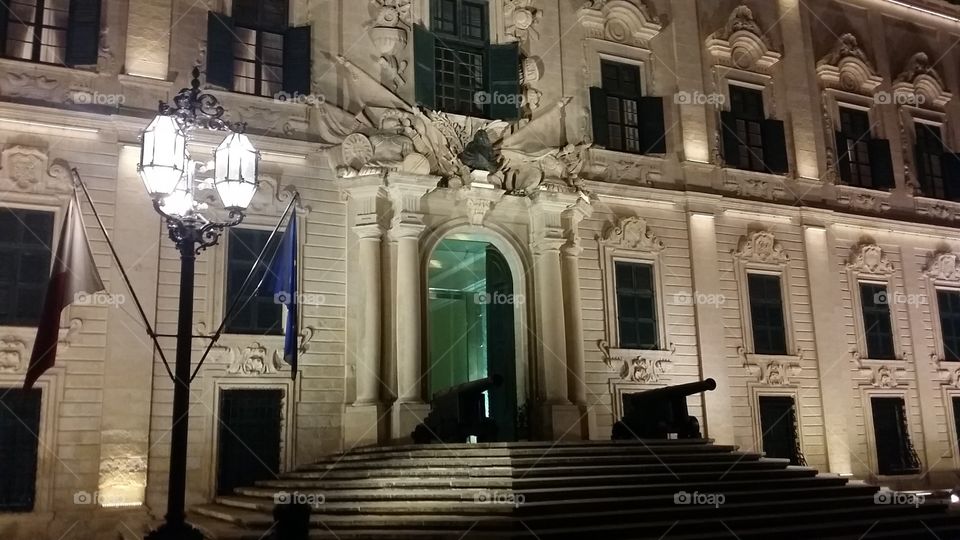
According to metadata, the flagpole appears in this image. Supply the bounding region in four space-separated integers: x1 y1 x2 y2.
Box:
189 192 299 382
72 169 175 381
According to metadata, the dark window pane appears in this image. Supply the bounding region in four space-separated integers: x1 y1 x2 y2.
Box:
0 388 42 511
0 208 54 326
939 290 960 361
748 273 787 355
225 228 283 335
615 261 658 350
859 283 896 360
601 60 645 155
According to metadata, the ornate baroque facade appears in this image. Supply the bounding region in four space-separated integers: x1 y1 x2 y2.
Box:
3 0 960 537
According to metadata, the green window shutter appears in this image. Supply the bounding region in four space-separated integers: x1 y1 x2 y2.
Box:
720 111 741 168
413 24 436 109
589 87 608 147
206 12 235 90
283 25 312 96
942 153 960 202
868 138 895 190
487 42 520 120
761 118 788 174
639 96 666 154
835 131 852 184
65 0 101 66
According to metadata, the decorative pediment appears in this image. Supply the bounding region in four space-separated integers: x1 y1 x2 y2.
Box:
846 242 894 275
598 340 674 383
816 33 882 94
732 230 788 264
210 327 315 376
892 52 952 109
0 318 81 374
0 147 74 194
924 250 960 282
577 0 662 48
706 5 781 72
853 350 908 388
598 216 664 252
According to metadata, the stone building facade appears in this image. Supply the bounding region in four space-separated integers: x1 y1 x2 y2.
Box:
2 0 960 537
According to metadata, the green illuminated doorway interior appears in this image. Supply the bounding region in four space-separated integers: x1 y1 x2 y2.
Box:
427 238 517 441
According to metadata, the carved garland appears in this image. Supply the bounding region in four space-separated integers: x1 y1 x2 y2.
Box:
209 327 316 376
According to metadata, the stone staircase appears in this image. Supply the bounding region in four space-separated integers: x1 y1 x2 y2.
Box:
188 439 960 539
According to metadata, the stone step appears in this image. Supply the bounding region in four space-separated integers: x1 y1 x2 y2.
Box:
299 448 744 472
282 457 784 482
339 439 716 456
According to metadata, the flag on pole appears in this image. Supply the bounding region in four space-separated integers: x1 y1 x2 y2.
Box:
269 207 298 380
24 197 104 389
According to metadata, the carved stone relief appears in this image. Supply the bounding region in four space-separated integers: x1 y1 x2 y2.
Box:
0 318 82 374
0 147 74 194
577 0 662 48
853 350 908 388
370 0 411 91
740 346 802 386
1 72 60 100
924 250 960 282
598 216 664 252
846 242 894 275
836 187 891 214
732 230 789 265
210 327 316 376
598 340 674 384
723 174 786 200
706 5 781 72
892 52 952 109
815 33 882 94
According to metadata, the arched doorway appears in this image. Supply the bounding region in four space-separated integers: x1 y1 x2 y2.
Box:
426 238 518 441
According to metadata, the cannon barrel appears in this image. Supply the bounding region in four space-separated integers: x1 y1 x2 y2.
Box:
430 374 503 401
627 378 716 400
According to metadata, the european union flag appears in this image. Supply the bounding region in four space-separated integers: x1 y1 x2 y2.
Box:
270 207 298 379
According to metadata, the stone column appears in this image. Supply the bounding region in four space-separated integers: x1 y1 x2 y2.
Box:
386 176 433 440
803 224 853 475
561 200 595 439
530 190 581 440
687 211 734 444
342 223 386 447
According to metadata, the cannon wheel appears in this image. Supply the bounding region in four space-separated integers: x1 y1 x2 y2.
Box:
476 419 498 443
411 424 434 444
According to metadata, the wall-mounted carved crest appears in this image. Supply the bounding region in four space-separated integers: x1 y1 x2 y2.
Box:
732 230 788 264
577 0 662 48
706 5 781 72
740 346 802 386
846 242 894 275
816 33 882 94
0 338 27 373
853 349 908 388
598 216 664 252
0 147 73 194
892 52 952 109
598 340 674 383
924 250 960 282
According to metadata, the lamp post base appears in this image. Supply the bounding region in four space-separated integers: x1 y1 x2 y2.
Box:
145 521 205 540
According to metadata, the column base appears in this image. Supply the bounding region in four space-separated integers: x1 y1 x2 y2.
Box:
577 403 599 440
343 402 387 448
536 402 584 441
390 401 431 442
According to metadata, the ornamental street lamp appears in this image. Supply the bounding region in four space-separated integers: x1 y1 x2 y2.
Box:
141 67 259 540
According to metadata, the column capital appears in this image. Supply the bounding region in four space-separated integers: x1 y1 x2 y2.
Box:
353 223 384 240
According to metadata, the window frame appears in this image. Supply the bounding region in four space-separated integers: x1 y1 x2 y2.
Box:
428 0 490 117
732 231 796 359
863 391 922 477
845 248 902 363
913 118 947 200
837 105 875 188
599 59 644 154
745 271 789 356
0 207 55 327
226 0 290 98
3 0 69 66
223 226 284 336
612 258 659 350
930 285 960 363
856 281 898 361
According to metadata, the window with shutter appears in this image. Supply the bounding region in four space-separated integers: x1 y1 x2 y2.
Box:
614 261 658 350
836 107 876 189
0 208 54 327
3 0 100 66
725 85 766 172
590 60 664 155
225 228 283 335
915 122 947 199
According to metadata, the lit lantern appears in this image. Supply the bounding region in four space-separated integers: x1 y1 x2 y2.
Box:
138 114 187 198
214 132 259 211
159 177 194 217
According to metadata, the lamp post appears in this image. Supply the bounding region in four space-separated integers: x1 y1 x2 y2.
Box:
141 67 260 540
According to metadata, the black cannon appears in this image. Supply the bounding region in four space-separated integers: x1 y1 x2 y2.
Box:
612 378 717 440
412 375 502 444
